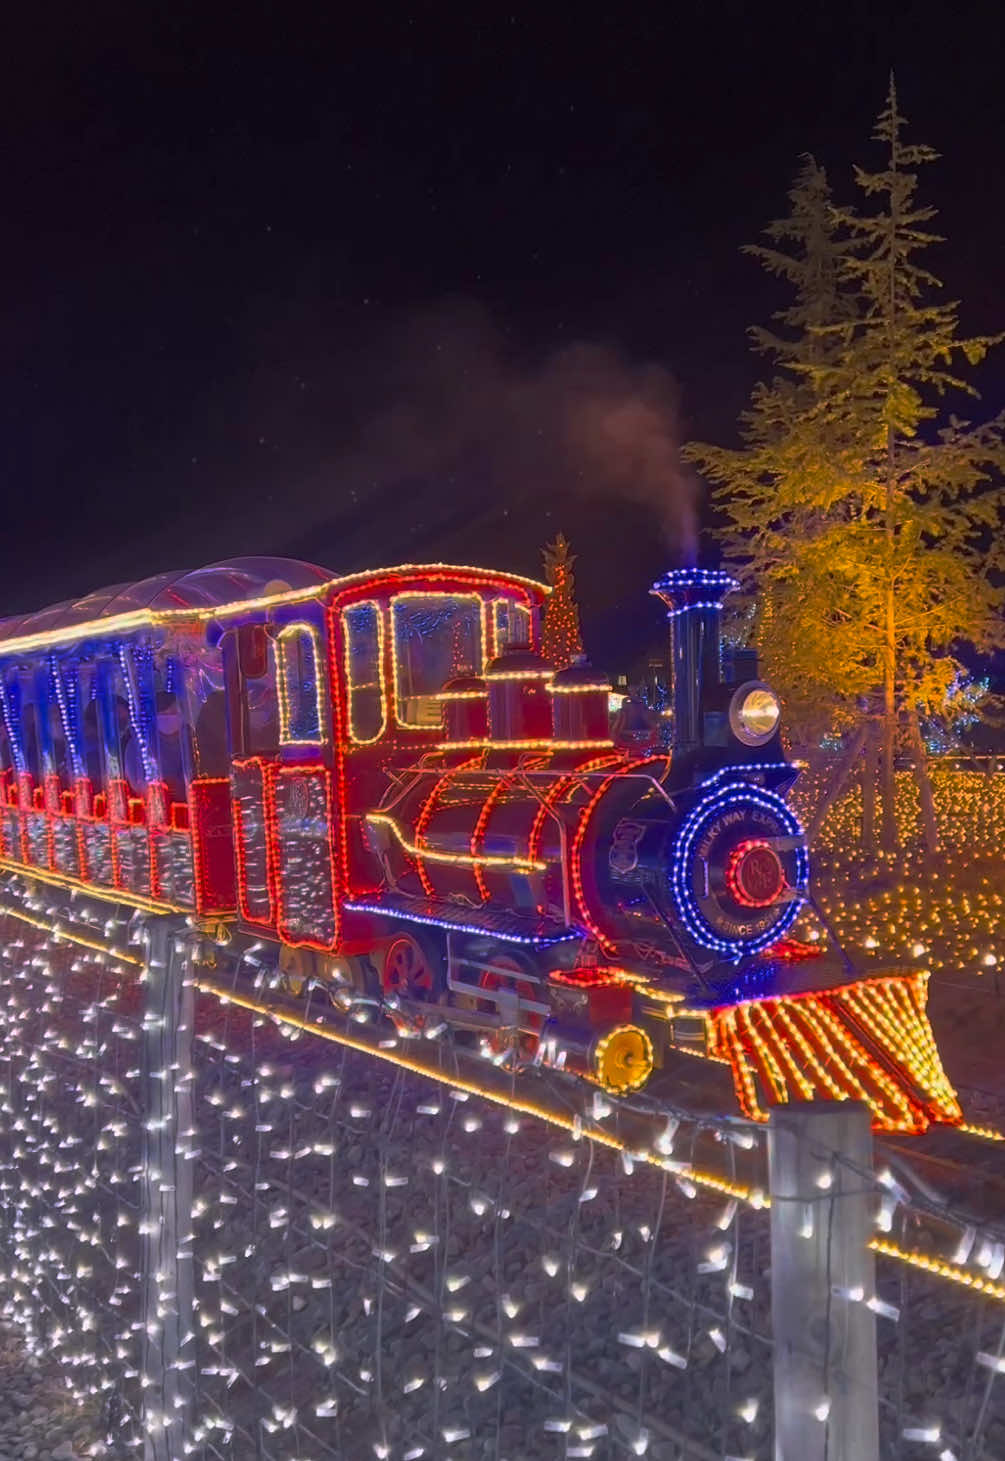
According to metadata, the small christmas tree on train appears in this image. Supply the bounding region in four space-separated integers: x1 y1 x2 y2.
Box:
541 533 584 670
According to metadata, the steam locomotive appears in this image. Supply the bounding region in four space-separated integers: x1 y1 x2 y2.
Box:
0 556 961 1132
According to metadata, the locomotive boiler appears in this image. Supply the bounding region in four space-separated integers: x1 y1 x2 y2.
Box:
0 555 961 1133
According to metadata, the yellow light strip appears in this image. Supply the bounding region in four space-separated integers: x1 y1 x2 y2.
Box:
365 812 547 872
803 997 919 1129
438 738 614 752
0 857 179 915
484 669 553 682
192 976 765 1204
276 621 329 746
870 1237 1005 1303
672 1040 732 1067
0 563 549 657
0 901 143 967
549 683 610 695
960 1121 1005 1143
738 1004 789 1104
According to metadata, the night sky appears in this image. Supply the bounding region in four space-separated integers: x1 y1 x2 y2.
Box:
4 1 1003 670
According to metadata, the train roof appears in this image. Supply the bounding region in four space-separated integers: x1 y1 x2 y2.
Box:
0 556 548 657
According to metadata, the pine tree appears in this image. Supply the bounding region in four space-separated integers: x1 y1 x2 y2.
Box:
541 533 584 669
825 77 1005 851
684 156 869 745
685 91 1005 853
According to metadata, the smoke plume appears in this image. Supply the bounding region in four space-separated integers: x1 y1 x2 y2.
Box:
336 300 697 562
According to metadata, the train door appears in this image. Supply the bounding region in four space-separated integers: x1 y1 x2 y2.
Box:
227 617 339 949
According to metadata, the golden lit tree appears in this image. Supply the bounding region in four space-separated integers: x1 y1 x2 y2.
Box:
541 532 584 669
686 88 1005 854
825 78 1004 851
685 155 868 742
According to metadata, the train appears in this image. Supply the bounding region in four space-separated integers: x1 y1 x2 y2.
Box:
0 555 961 1133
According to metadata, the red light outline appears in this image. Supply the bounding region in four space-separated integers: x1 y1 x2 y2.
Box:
231 756 278 926
725 838 786 909
274 763 340 952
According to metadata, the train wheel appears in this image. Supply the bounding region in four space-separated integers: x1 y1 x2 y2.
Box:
278 946 313 998
381 931 443 1002
479 953 544 1058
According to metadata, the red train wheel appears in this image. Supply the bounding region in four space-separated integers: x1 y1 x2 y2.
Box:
381 932 441 1002
480 954 544 1057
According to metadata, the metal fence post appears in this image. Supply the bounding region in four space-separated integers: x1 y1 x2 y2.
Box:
768 1101 879 1461
140 914 196 1461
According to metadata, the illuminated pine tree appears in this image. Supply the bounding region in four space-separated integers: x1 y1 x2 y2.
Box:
541 533 584 669
686 94 1005 854
684 155 867 745
824 77 1005 851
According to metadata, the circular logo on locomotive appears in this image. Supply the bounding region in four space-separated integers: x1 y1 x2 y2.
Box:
670 783 808 957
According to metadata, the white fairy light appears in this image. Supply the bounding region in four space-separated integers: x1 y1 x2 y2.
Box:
657 1344 688 1369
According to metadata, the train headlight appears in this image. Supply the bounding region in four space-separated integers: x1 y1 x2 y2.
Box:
729 681 781 746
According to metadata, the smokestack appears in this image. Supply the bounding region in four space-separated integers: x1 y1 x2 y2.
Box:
650 568 738 750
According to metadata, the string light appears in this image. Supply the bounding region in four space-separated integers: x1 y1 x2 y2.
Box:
707 972 961 1133
365 811 547 873
870 1238 1005 1304
438 736 613 750
275 621 328 745
341 598 388 744
0 563 550 658
0 869 998 1461
342 900 579 946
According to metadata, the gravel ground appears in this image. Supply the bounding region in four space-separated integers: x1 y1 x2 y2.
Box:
0 1324 103 1461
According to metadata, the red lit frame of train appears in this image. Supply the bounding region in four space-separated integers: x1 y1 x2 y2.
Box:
0 556 961 1133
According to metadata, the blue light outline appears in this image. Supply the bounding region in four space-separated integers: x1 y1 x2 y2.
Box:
670 782 808 960
344 900 582 948
651 568 740 592
699 762 793 788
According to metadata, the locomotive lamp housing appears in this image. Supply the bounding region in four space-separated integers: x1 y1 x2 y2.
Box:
728 681 781 746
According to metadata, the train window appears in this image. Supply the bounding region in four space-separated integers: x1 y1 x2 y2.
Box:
190 661 230 777
81 678 104 790
343 601 386 744
392 594 483 729
277 623 327 745
0 678 21 777
223 627 278 760
51 662 92 789
48 696 70 789
493 599 533 654
21 681 40 783
153 666 187 801
106 654 148 795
